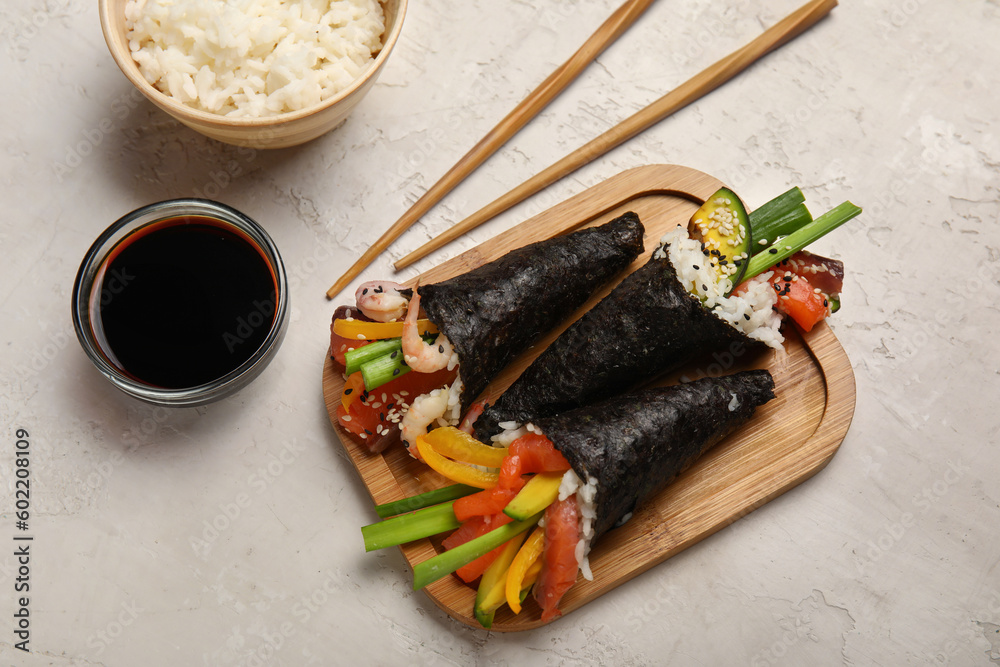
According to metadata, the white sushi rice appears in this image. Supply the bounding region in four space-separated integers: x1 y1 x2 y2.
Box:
490 423 525 446
124 0 385 117
438 374 464 428
654 226 784 349
557 467 598 582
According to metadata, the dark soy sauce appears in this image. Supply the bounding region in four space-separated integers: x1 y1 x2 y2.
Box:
96 216 277 389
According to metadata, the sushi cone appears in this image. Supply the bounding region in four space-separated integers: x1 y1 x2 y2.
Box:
535 369 775 541
395 371 775 623
474 242 772 440
419 212 644 413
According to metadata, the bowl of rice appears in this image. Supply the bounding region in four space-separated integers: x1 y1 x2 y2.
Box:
100 0 406 148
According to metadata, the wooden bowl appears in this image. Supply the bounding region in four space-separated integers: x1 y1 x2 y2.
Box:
99 0 407 149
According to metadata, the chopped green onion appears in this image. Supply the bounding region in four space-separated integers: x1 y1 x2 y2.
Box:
750 203 812 255
412 513 543 590
361 500 460 552
375 484 479 519
744 201 862 281
358 334 436 392
345 338 402 375
748 186 805 229
360 352 410 392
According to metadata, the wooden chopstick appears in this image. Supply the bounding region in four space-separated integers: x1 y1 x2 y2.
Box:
325 0 656 299
393 0 838 270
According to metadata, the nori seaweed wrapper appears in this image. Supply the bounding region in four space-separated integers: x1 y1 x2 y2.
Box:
419 212 644 412
474 248 767 440
534 369 775 540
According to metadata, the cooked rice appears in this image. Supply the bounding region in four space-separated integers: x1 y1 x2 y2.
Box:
654 226 784 349
558 467 598 581
124 0 385 117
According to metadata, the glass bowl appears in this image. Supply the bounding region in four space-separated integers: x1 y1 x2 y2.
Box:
72 199 289 406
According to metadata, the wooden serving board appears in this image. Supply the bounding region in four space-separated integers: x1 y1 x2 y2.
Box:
322 164 856 631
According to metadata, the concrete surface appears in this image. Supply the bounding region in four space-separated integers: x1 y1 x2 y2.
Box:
2 0 999 665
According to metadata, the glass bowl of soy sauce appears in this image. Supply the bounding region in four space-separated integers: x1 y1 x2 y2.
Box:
72 199 289 406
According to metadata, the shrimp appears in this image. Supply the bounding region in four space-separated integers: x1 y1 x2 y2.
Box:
355 281 409 322
402 290 457 373
458 400 486 435
400 388 450 458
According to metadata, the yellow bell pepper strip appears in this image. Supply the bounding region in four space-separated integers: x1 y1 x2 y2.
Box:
341 371 366 411
522 557 543 591
416 435 500 489
503 471 564 521
475 530 529 628
423 426 509 468
333 317 437 341
505 525 546 613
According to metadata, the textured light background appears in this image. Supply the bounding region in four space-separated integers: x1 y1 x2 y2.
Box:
2 0 999 665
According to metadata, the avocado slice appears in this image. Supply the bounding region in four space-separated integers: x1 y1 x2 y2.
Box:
504 472 564 521
688 187 752 295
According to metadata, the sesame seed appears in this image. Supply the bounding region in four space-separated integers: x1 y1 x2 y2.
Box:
356 334 366 340
345 388 353 395
392 369 400 376
768 248 778 254
342 415 352 422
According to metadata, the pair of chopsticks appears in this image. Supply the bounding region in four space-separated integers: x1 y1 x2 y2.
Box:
326 0 838 299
